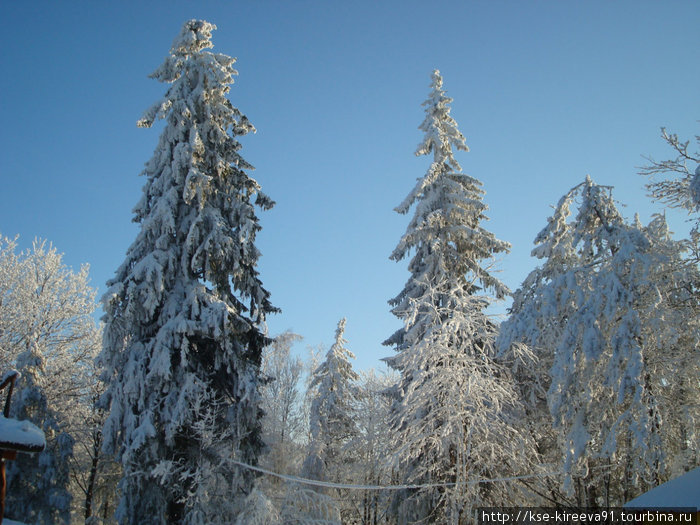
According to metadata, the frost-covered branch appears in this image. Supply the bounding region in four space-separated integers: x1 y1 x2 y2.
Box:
639 127 700 215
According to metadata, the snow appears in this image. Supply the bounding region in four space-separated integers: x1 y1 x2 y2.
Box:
624 466 700 508
303 318 359 482
0 369 20 386
99 19 277 522
498 176 698 501
690 164 700 209
0 415 45 452
382 70 535 523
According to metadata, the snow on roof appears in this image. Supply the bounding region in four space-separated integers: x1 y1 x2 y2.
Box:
0 415 45 453
0 369 20 386
624 467 700 509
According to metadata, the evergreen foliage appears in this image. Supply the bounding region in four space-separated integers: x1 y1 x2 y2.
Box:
3 31 699 524
99 20 276 524
385 71 510 353
499 176 700 505
384 70 533 523
303 318 359 488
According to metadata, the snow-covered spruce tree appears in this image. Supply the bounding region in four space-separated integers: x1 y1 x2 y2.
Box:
384 70 534 524
385 71 509 356
99 20 276 524
303 319 359 492
498 177 699 506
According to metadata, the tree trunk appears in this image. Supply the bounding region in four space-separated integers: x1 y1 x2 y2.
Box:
84 428 102 521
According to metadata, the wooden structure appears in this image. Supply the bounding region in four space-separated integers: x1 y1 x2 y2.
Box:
0 371 46 525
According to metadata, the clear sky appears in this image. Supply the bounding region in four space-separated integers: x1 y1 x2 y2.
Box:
1 1 698 371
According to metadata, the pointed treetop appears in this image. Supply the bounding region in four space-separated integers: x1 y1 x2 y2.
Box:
415 69 468 172
138 18 242 129
431 69 443 88
171 19 217 55
307 317 358 393
388 70 511 302
334 317 347 344
531 175 621 262
328 317 355 363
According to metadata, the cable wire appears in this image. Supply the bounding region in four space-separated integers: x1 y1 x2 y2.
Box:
231 460 570 491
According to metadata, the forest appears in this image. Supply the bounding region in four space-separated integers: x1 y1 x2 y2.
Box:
0 18 697 525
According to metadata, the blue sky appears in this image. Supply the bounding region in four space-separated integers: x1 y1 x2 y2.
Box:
1 1 698 371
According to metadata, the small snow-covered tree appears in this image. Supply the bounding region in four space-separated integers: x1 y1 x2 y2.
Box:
384 71 533 524
303 318 359 490
499 177 699 506
0 235 102 524
234 486 280 525
99 20 276 524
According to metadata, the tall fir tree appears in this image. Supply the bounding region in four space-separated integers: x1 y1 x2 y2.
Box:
99 20 276 524
385 70 509 355
384 70 533 524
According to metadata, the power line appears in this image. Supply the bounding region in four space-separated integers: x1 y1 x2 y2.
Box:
231 460 572 492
